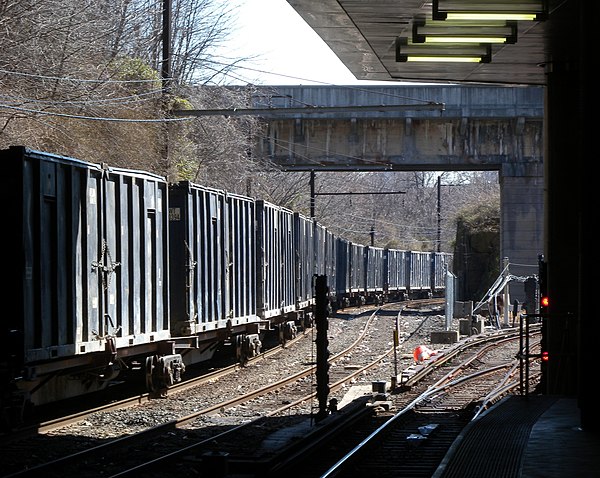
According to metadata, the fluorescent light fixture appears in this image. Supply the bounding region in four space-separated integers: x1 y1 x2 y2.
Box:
425 37 507 43
446 13 535 20
396 37 492 63
432 0 547 21
412 19 517 44
407 56 482 62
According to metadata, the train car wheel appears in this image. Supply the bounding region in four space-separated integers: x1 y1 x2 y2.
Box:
235 335 244 362
145 356 157 392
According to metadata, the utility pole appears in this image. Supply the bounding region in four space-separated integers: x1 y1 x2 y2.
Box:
162 0 171 178
162 0 171 86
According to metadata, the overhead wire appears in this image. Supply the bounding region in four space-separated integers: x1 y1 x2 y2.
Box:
0 56 483 251
0 57 443 119
0 103 193 123
201 59 441 105
0 67 168 84
0 89 165 107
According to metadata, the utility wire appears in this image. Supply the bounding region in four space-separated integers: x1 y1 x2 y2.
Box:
201 60 440 104
0 67 168 84
0 90 164 106
0 103 193 123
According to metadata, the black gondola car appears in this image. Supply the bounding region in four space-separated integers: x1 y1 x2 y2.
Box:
1 145 452 427
4 146 173 407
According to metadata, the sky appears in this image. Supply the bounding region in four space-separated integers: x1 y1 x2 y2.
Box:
214 0 396 86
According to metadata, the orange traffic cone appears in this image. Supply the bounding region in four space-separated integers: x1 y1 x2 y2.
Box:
413 345 436 363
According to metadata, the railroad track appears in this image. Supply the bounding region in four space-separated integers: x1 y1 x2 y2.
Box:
4 298 442 442
70 315 535 478
1 327 312 443
2 299 444 477
272 326 542 478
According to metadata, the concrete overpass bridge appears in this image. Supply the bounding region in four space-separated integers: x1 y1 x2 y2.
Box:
251 84 544 297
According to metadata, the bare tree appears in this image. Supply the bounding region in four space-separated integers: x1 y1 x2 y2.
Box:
277 169 500 252
0 0 164 163
0 1 498 253
0 0 253 174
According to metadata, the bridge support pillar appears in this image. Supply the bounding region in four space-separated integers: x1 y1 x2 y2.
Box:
499 163 544 303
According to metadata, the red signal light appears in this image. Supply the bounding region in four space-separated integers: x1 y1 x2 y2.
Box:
541 351 549 362
541 296 549 308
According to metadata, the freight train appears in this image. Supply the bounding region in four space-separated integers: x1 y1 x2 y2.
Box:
1 146 452 427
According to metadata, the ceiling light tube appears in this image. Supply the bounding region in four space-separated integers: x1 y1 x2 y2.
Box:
396 37 492 63
446 13 536 20
406 56 483 62
413 19 517 44
424 36 507 43
432 0 547 21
